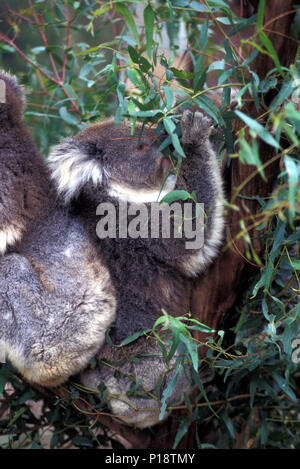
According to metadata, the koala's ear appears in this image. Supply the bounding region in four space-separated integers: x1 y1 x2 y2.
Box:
48 138 104 202
0 71 26 125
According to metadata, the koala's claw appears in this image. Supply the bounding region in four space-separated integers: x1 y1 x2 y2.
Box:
181 110 213 146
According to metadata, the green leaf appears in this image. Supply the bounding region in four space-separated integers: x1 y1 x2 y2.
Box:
115 4 140 45
183 392 193 412
160 190 191 204
189 1 209 12
163 116 176 134
170 67 194 80
285 101 300 133
126 68 140 87
31 46 46 55
193 95 219 123
238 130 265 178
259 77 277 93
8 407 27 427
144 4 155 58
50 434 59 449
92 4 112 17
171 133 186 159
273 373 297 402
260 420 268 446
173 418 190 449
0 373 7 394
191 368 218 417
291 9 300 39
216 17 234 24
128 46 152 72
221 411 235 438
187 318 215 334
259 31 284 78
159 368 180 420
79 63 94 79
163 86 174 111
59 106 77 125
257 0 265 30
132 109 163 117
180 333 198 371
284 155 299 220
207 60 225 73
270 81 294 110
128 45 139 63
120 329 152 346
235 110 280 149
290 260 300 270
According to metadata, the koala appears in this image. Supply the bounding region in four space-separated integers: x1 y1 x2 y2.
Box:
49 111 224 341
0 72 51 254
0 73 116 386
0 71 224 428
48 109 225 427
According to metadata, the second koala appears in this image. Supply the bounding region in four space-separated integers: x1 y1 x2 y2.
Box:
0 73 116 387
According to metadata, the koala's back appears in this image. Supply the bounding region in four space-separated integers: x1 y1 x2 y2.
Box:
0 71 52 254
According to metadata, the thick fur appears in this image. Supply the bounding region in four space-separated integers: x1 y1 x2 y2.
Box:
1 214 116 386
0 72 116 386
0 72 50 254
49 112 225 342
0 70 225 427
49 110 225 427
81 342 194 429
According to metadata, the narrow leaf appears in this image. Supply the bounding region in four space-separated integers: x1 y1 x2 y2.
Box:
115 4 140 45
144 4 155 58
235 110 280 149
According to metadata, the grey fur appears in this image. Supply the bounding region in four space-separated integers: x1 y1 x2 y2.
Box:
81 341 194 429
0 71 50 254
0 73 116 387
49 110 225 427
0 71 225 428
0 209 116 387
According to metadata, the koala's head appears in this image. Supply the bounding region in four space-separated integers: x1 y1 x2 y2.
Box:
49 120 176 204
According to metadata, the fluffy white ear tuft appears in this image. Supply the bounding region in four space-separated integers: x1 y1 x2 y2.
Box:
48 138 103 202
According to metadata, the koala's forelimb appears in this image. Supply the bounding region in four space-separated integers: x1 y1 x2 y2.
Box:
178 110 225 276
147 110 225 277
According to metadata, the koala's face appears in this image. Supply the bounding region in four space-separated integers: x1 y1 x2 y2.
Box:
49 120 176 204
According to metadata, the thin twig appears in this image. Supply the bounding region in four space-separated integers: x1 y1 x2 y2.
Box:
27 0 61 83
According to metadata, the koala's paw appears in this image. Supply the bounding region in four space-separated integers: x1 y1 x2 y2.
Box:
80 344 195 429
181 110 213 147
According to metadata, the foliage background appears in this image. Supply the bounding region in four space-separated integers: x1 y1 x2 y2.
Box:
0 0 299 449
